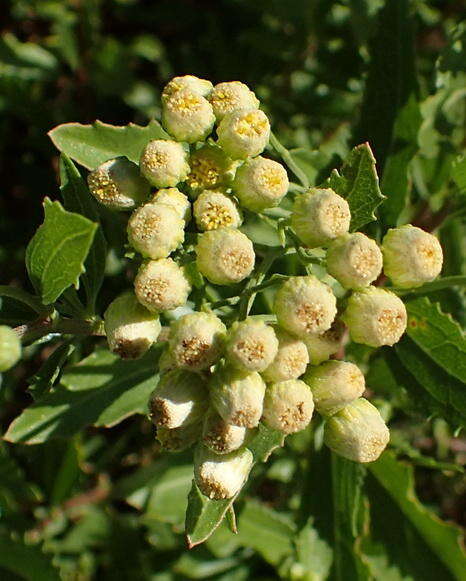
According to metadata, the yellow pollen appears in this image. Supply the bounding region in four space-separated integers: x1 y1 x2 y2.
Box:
220 249 254 278
417 242 440 273
376 309 405 342
167 92 203 115
136 277 169 306
235 339 265 363
279 401 306 429
322 201 349 235
133 214 161 240
88 170 119 202
351 246 379 278
176 336 211 367
296 302 326 332
143 150 169 171
234 112 267 137
283 352 307 375
187 158 220 189
256 166 285 195
201 203 234 230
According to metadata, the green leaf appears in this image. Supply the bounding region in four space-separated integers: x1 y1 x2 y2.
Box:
4 349 159 444
0 33 58 81
144 463 193 525
59 154 107 311
324 142 385 231
0 532 60 581
287 518 333 581
27 342 74 400
269 132 310 188
0 286 46 315
0 444 41 512
25 199 97 305
451 155 466 192
174 552 242 579
48 119 169 170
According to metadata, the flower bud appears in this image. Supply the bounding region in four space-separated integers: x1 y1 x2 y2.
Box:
186 144 236 194
162 75 213 102
323 398 389 463
156 422 202 453
303 360 365 416
210 365 266 428
87 157 150 210
233 156 289 212
302 321 345 365
168 312 226 371
127 202 184 259
262 379 314 434
140 139 190 188
262 328 309 382
342 287 407 347
209 81 259 121
104 292 161 359
291 188 351 248
149 369 208 428
162 88 215 143
194 446 253 500
202 408 249 454
382 224 443 288
193 190 242 231
196 228 255 285
327 233 383 289
0 325 21 372
217 109 270 160
158 347 176 374
134 258 191 313
225 318 278 373
274 276 337 338
151 188 191 221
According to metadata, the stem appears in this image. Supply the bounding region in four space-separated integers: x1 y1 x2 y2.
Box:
269 132 310 189
209 275 288 310
390 275 466 296
14 315 105 345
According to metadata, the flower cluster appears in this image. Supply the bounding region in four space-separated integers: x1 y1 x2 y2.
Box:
90 75 444 501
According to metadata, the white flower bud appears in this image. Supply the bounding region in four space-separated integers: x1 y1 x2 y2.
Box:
291 188 351 248
202 409 249 455
225 318 278 373
156 422 202 453
149 369 208 428
162 88 215 143
209 81 259 121
233 156 289 212
134 258 191 312
0 325 21 372
262 328 309 382
382 224 443 288
324 398 389 463
196 228 255 285
127 202 184 259
262 379 314 434
304 360 365 416
302 321 345 365
87 157 150 210
168 312 226 371
194 446 253 500
104 292 161 359
217 109 270 160
162 75 213 101
140 139 190 188
151 188 191 221
193 190 242 231
210 365 266 428
186 144 236 193
342 287 407 347
327 233 383 289
274 276 337 338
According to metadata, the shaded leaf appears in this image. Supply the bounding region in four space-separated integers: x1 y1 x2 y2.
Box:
0 533 60 581
28 342 75 400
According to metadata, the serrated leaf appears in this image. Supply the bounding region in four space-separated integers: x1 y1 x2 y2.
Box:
0 533 60 580
324 142 385 230
4 349 159 444
25 199 97 305
48 119 169 170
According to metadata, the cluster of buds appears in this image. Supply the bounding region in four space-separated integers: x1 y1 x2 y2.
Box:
91 75 443 501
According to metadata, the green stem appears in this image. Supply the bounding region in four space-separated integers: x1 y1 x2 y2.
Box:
390 275 466 296
209 274 288 311
14 315 105 345
269 132 310 189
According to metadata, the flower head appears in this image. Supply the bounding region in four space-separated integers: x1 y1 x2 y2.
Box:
134 258 191 312
151 188 191 221
202 409 249 455
185 144 236 194
140 140 190 188
209 81 259 121
225 318 278 373
156 422 202 453
217 109 270 159
262 379 314 434
193 190 242 231
302 321 345 365
262 328 309 382
162 88 215 143
162 75 213 101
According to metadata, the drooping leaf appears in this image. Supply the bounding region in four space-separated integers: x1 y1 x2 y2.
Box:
48 119 169 170
25 199 97 305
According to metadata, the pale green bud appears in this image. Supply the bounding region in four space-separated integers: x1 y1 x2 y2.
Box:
158 347 176 374
262 328 309 382
156 422 202 453
202 408 249 455
185 144 236 194
127 202 184 259
225 318 278 373
134 258 191 313
0 325 21 372
324 398 389 463
303 360 365 416
149 369 208 428
342 287 407 347
302 321 345 365
233 156 289 212
87 157 150 210
210 365 266 428
104 292 161 359
162 88 215 143
162 75 213 102
209 81 259 121
217 109 270 160
194 446 253 500
151 188 191 221
291 188 351 248
382 224 443 288
140 139 190 188
193 190 242 231
327 233 383 289
262 379 314 434
168 312 226 371
196 228 255 285
274 276 337 338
